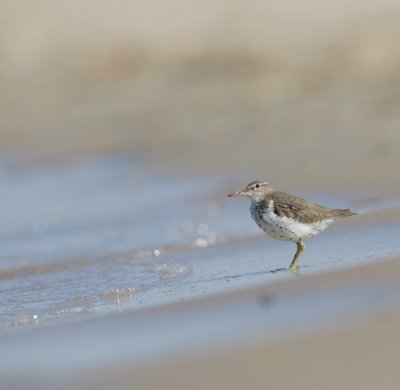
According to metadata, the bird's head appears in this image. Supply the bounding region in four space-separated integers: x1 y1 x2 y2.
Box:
228 180 271 202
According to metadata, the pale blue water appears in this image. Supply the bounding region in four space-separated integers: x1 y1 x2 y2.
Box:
0 154 399 330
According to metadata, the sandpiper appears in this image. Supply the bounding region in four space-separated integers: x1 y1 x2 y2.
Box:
228 180 357 273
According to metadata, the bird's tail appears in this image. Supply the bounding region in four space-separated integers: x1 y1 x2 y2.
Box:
331 208 359 217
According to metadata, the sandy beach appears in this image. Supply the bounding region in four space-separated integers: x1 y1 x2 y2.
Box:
89 256 400 390
1 0 400 388
3 254 400 389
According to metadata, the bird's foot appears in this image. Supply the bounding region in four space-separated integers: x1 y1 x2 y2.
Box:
270 266 299 274
270 267 287 273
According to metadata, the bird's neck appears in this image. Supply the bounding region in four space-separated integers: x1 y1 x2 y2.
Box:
251 195 265 204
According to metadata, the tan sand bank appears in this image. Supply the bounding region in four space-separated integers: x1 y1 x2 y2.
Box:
1 1 400 190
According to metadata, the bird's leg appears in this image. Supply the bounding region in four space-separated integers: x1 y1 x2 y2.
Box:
270 241 305 274
289 241 305 273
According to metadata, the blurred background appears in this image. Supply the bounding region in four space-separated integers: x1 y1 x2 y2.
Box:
2 0 400 190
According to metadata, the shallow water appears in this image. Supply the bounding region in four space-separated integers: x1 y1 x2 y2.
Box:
0 155 399 330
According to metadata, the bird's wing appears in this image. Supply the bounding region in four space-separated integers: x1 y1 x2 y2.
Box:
268 191 335 224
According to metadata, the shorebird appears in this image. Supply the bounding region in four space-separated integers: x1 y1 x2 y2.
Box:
228 180 357 273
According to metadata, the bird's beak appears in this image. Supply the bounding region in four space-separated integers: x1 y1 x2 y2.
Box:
228 189 247 197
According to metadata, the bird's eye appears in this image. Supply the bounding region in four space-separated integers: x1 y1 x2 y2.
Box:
255 184 260 189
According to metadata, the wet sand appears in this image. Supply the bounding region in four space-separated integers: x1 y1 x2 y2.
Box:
0 158 399 386
2 254 400 389
92 257 400 390
109 257 400 390
0 156 400 390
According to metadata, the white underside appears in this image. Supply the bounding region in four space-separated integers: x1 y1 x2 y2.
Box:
251 200 335 242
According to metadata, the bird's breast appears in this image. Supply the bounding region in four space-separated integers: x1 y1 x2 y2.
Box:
250 200 334 242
